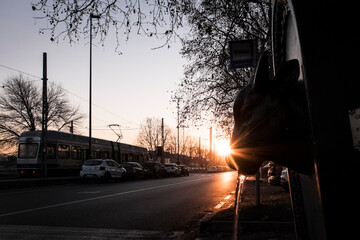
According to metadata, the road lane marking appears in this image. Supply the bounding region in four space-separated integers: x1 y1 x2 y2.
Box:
0 176 212 218
214 202 225 209
213 194 233 210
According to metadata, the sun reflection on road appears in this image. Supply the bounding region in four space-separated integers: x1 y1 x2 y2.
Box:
221 171 237 184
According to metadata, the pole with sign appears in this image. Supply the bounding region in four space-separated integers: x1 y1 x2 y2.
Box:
229 40 258 69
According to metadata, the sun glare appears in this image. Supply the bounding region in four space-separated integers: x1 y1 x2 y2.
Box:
217 140 232 156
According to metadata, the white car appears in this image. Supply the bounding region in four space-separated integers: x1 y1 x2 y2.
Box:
164 163 181 176
80 159 126 182
208 166 218 172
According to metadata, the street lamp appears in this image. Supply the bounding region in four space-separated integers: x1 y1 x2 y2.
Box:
89 13 100 159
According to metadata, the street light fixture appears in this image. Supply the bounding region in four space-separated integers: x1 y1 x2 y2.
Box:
89 13 100 159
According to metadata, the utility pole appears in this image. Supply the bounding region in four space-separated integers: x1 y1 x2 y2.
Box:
199 137 201 167
203 138 208 168
161 118 164 164
41 52 48 178
177 100 180 164
70 120 74 134
172 97 181 164
89 13 100 159
209 127 212 164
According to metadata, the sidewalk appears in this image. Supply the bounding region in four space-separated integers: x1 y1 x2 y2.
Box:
197 177 295 239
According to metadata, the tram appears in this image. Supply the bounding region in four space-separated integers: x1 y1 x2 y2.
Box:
17 130 147 176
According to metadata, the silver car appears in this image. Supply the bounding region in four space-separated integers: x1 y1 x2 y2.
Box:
164 163 181 177
80 159 126 182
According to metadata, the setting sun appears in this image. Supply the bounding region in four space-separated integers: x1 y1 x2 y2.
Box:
216 140 232 156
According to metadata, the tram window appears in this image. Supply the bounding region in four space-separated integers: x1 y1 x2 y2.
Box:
114 151 118 160
93 149 101 159
103 151 110 158
58 144 70 159
18 143 38 158
46 144 56 159
71 146 82 160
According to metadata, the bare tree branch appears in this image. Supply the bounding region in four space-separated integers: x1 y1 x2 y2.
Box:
31 0 193 53
0 75 84 149
176 0 270 134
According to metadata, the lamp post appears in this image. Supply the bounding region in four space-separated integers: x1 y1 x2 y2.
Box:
174 98 181 164
177 100 180 164
171 97 182 164
89 13 100 159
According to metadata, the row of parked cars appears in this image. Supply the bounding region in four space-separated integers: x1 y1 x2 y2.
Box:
80 159 190 182
207 165 231 172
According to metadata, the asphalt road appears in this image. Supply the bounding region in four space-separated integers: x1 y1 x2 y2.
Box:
0 172 238 239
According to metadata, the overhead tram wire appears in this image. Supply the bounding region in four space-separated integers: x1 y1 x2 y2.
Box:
47 81 138 127
0 63 138 127
91 128 140 131
0 64 41 80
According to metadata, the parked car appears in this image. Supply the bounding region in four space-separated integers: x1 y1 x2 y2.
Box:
280 168 289 190
217 166 226 172
120 162 146 180
208 166 218 173
142 161 167 178
80 159 126 182
164 163 181 177
178 165 190 176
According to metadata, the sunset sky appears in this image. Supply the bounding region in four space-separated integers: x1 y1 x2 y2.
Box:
0 0 196 145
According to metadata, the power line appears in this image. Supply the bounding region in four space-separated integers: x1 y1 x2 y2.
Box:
91 128 140 131
0 64 41 79
0 63 139 127
47 80 138 126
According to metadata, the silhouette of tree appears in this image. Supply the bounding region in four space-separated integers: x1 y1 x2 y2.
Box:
31 0 270 135
0 75 84 151
136 117 172 151
177 0 270 134
32 0 193 53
